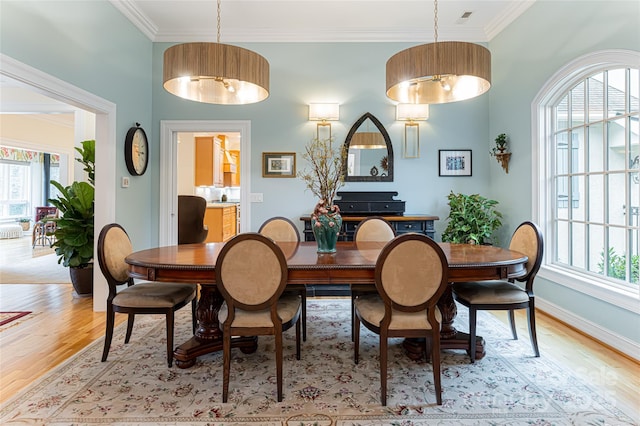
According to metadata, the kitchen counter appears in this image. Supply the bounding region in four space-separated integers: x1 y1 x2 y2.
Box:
206 202 239 208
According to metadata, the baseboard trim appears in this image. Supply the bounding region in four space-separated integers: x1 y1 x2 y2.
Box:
536 297 640 362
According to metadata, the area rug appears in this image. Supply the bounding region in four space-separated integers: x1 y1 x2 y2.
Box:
0 253 70 284
0 299 636 425
0 311 31 327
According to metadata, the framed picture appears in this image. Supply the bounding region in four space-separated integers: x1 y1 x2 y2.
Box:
439 150 472 176
262 152 296 178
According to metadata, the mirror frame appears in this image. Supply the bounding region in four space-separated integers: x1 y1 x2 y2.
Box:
343 112 394 182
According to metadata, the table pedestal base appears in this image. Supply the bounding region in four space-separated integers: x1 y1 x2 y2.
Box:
174 336 258 369
402 333 485 361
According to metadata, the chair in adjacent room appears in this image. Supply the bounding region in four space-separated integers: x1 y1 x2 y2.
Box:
177 195 208 244
258 216 308 341
451 221 544 363
216 232 302 402
97 223 197 367
353 233 448 406
351 216 396 340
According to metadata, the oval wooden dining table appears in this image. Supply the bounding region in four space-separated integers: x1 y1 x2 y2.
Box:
126 240 527 368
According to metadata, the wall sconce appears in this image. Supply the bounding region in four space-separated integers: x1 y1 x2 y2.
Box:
396 103 429 158
309 103 339 139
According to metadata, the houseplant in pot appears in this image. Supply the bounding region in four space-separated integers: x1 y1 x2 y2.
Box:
441 191 503 245
298 136 347 253
48 139 95 296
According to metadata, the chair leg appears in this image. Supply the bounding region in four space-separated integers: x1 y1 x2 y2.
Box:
508 310 518 340
101 305 115 362
469 307 477 363
124 314 135 344
380 333 388 406
353 314 360 364
166 310 174 368
191 298 197 335
300 288 307 342
351 292 357 342
275 327 284 402
295 313 301 360
527 301 540 357
431 330 442 405
222 328 231 403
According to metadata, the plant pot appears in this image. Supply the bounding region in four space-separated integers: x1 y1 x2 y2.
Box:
312 210 342 253
69 264 93 297
19 222 30 231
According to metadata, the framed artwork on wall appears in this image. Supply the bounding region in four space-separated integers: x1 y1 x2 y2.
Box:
262 152 296 177
439 150 472 176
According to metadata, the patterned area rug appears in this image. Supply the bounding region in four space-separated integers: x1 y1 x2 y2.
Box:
0 299 635 425
0 311 31 327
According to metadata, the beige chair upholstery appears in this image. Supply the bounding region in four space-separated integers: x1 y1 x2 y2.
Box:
259 216 308 341
452 221 544 362
97 223 196 367
177 195 208 244
354 233 448 406
351 217 396 340
216 232 302 403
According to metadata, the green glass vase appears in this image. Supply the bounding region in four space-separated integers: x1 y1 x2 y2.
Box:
311 210 342 253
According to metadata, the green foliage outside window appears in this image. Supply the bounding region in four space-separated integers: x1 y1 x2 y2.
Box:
598 248 639 284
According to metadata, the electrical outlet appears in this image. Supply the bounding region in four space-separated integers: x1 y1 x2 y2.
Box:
121 176 130 188
250 193 263 202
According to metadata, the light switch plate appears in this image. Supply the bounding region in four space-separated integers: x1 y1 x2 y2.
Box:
250 193 263 202
121 176 130 188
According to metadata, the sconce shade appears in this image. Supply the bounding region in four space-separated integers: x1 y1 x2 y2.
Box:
386 41 491 104
396 103 430 121
163 42 269 105
350 132 386 149
308 103 340 121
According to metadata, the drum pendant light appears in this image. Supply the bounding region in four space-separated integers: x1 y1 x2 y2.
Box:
386 0 491 104
163 0 269 105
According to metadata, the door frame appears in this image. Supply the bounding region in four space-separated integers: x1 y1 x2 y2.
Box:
159 120 251 246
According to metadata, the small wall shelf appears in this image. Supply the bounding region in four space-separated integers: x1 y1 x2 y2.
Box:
494 152 511 174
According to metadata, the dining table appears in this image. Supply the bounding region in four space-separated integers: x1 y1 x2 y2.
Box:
126 240 528 368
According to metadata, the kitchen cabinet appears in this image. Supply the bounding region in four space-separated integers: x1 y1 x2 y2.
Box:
223 150 240 187
194 136 223 187
204 204 237 242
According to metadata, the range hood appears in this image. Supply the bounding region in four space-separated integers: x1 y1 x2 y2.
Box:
223 150 237 173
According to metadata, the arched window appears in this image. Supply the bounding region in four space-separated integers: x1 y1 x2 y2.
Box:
533 50 639 306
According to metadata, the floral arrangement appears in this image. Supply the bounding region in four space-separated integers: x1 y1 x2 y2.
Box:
298 136 346 209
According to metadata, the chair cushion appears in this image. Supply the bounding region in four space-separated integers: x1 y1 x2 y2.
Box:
452 280 529 305
218 294 301 327
113 282 196 308
355 294 441 330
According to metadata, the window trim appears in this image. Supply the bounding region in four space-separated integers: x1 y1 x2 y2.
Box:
532 49 640 313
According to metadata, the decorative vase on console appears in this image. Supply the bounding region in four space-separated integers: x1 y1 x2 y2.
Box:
298 136 347 253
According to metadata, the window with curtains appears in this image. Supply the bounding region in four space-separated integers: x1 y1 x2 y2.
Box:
548 65 639 292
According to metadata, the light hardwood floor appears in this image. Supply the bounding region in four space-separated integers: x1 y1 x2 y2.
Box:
0 236 638 416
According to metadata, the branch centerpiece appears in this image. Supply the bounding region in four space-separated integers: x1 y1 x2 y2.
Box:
298 136 346 253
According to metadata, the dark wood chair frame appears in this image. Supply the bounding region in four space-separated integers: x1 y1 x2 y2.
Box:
177 195 208 244
97 223 196 368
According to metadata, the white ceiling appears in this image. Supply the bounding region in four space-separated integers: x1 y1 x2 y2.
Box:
110 0 536 43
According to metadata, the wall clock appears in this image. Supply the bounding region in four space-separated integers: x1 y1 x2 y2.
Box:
124 123 148 176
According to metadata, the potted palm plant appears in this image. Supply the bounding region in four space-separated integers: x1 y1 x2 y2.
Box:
441 191 503 245
48 140 95 296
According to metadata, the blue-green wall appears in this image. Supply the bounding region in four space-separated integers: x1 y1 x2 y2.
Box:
1 1 638 349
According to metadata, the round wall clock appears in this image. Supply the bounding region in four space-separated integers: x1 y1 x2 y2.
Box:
124 123 148 176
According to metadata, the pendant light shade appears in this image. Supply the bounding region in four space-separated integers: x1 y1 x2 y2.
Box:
350 132 387 149
163 42 269 105
386 0 491 104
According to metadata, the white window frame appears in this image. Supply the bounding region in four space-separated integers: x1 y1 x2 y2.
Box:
532 49 640 314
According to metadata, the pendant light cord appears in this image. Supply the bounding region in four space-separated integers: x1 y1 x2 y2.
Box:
433 0 438 43
216 0 221 43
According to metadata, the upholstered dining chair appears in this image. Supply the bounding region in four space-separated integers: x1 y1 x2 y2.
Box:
97 223 197 367
451 221 544 363
258 216 308 341
354 233 448 406
177 195 208 244
216 232 302 402
351 216 396 340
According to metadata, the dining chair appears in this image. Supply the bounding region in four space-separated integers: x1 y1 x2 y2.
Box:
451 221 544 362
216 232 302 402
354 233 448 406
351 216 396 340
177 195 208 244
97 223 197 367
258 216 308 341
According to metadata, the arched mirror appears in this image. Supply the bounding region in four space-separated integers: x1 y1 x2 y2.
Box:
343 112 393 182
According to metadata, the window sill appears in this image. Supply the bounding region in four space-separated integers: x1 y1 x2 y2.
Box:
539 265 640 314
